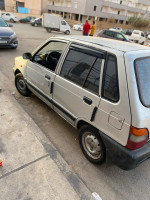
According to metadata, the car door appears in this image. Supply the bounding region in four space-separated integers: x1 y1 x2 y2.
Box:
52 43 105 125
25 40 68 108
1 13 6 20
60 20 68 32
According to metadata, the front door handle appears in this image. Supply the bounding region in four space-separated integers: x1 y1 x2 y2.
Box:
45 74 50 80
83 96 92 105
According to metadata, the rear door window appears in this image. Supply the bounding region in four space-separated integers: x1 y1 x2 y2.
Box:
60 49 97 87
135 57 150 107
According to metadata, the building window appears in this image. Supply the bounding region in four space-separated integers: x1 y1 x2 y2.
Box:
53 1 54 6
118 10 120 15
94 6 97 11
0 0 5 10
120 0 122 4
74 2 77 8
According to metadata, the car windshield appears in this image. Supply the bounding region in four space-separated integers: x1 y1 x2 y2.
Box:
135 57 150 107
0 18 8 27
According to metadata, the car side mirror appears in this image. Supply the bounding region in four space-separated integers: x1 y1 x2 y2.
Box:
8 24 13 27
23 52 32 60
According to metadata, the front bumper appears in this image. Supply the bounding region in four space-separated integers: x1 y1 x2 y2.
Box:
0 38 18 48
99 131 150 170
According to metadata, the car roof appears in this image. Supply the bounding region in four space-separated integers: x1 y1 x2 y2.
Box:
53 36 149 53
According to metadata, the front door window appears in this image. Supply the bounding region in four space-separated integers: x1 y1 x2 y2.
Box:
32 41 67 72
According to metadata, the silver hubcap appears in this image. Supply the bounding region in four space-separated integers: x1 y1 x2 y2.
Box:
82 131 101 159
18 79 26 91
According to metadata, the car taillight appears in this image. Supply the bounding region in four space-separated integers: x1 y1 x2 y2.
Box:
126 126 148 150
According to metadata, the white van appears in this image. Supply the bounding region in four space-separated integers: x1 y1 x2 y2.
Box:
129 30 146 45
13 36 150 170
43 14 71 35
1 12 19 23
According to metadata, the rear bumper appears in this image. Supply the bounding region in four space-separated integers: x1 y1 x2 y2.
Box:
99 131 150 170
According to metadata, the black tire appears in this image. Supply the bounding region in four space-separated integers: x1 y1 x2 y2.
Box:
10 18 14 23
46 28 52 33
65 30 70 35
78 27 81 31
141 41 144 45
12 46 18 49
15 73 31 97
79 125 105 164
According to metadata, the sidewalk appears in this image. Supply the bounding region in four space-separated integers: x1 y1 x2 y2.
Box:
0 72 92 200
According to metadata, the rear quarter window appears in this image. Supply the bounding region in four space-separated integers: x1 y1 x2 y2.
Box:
102 54 119 102
135 57 150 107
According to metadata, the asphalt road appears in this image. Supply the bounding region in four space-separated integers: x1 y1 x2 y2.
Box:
1 23 150 200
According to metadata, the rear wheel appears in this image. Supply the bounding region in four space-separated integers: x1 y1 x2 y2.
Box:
10 18 14 23
15 73 31 97
78 27 81 31
46 28 52 33
79 125 106 164
141 41 144 45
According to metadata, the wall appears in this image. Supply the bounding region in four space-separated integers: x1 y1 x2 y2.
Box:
25 0 41 15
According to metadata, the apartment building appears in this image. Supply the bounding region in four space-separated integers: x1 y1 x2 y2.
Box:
1 0 47 15
47 0 150 23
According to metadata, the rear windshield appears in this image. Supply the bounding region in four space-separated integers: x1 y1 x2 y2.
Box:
135 57 150 107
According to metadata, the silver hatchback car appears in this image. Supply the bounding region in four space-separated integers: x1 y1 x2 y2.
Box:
13 36 150 170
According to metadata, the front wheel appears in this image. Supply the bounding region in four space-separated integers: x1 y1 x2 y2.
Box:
65 30 70 35
79 125 105 164
46 28 52 33
15 73 31 97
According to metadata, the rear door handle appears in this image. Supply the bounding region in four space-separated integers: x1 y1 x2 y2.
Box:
83 96 92 105
45 74 50 80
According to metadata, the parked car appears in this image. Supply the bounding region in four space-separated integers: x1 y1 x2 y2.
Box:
1 12 19 23
20 16 36 23
73 23 83 31
129 30 146 45
43 14 71 34
109 27 122 33
0 18 18 49
96 29 130 42
30 18 42 26
13 36 150 170
147 34 150 40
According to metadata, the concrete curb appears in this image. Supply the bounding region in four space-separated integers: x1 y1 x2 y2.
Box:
0 71 93 199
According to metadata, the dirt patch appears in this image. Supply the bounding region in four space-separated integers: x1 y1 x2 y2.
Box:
66 19 150 31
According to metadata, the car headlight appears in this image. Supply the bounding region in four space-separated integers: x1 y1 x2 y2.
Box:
10 33 16 39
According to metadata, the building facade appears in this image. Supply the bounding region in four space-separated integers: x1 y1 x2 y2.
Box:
47 0 150 23
2 0 47 15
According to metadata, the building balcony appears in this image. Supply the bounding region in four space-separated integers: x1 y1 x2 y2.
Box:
102 1 146 14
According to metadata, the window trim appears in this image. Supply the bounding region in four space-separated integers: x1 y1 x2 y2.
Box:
134 56 150 108
102 53 120 103
83 58 103 96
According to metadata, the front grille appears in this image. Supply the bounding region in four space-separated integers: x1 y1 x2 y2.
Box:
0 37 10 45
